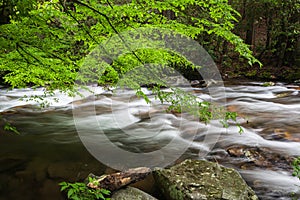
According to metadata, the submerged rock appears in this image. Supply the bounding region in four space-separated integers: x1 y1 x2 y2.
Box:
47 161 104 181
0 156 27 173
227 146 294 170
153 159 258 200
111 186 158 200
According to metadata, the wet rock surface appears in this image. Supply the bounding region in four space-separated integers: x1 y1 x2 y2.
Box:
153 159 258 200
111 186 158 200
0 155 105 200
226 146 294 170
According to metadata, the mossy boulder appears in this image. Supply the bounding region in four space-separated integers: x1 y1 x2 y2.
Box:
153 159 258 200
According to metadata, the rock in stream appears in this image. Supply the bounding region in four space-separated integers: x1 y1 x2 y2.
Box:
153 159 258 200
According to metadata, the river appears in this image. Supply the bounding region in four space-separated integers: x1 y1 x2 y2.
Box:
0 80 299 200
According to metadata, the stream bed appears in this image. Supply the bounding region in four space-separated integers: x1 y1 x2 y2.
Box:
0 80 299 200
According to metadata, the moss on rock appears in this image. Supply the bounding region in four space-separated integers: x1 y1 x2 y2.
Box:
153 159 258 200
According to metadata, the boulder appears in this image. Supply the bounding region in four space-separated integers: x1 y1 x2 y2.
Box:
227 146 294 170
111 186 158 200
153 159 258 200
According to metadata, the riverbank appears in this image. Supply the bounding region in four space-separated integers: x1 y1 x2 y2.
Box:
220 63 300 83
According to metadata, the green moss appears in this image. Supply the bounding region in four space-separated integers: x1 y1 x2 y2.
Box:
153 159 258 200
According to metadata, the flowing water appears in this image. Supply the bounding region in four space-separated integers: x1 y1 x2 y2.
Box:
0 80 299 200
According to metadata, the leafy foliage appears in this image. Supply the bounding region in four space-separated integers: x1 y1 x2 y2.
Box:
59 177 111 200
0 114 20 134
292 157 300 180
0 0 260 125
3 122 20 134
0 0 258 90
154 87 213 121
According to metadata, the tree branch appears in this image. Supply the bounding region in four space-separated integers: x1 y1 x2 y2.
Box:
16 42 43 65
72 0 144 64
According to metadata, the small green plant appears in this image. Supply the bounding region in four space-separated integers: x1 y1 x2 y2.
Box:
262 82 275 87
291 158 300 200
3 122 20 134
292 157 300 180
1 114 20 135
59 178 110 200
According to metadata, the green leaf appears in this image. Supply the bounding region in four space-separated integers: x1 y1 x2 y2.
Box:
67 189 74 198
95 192 105 200
100 189 111 195
4 123 20 134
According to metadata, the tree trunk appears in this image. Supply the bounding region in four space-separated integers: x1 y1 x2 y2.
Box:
276 16 287 68
162 10 175 20
87 167 151 192
293 35 300 67
0 0 11 24
245 13 254 47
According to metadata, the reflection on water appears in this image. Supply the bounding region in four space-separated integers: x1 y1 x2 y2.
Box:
0 80 300 199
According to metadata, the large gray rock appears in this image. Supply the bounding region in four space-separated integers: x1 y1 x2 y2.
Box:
111 186 158 200
153 159 258 200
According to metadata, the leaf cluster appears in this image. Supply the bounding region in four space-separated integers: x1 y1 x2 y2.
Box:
0 0 259 126
59 178 111 200
292 157 300 180
0 0 259 90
